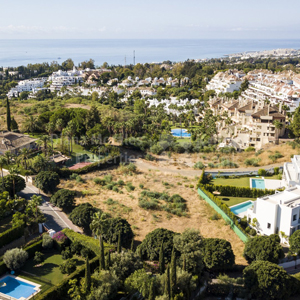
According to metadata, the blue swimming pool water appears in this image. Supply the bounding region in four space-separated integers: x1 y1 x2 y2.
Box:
230 201 253 215
0 276 37 299
171 128 191 137
251 178 265 189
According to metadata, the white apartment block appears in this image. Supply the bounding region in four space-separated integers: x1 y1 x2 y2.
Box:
283 155 300 188
7 78 47 98
247 185 300 240
206 70 244 94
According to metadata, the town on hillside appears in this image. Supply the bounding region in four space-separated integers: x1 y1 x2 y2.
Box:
1 52 300 299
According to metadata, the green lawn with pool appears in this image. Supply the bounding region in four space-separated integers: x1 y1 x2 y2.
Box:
21 252 84 285
218 196 256 207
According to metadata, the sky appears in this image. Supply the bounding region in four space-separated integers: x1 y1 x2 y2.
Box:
0 0 300 39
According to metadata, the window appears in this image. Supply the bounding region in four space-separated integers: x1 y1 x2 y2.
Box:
267 223 271 229
293 214 297 221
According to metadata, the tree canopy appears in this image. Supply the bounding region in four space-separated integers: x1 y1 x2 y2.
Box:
35 171 60 194
50 189 76 212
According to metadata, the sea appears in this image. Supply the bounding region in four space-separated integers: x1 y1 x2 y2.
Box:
0 39 300 67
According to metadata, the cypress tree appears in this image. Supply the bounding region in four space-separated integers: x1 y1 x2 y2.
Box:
85 258 91 292
183 255 186 272
138 246 143 259
6 98 11 131
170 247 176 299
100 236 105 270
131 238 134 252
149 280 155 300
159 242 165 275
107 250 111 268
117 231 121 253
164 265 170 300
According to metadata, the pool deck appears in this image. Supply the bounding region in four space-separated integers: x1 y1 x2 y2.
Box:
249 177 284 190
0 275 41 300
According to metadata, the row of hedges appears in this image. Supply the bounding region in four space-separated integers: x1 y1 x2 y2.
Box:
203 184 275 198
57 155 121 177
32 256 99 300
63 228 114 255
206 283 245 298
0 237 43 276
197 183 249 238
0 225 24 249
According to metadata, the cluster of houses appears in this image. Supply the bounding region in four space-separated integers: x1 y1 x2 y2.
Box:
7 78 48 98
208 97 286 150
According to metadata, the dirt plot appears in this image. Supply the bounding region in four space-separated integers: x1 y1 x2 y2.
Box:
60 167 247 265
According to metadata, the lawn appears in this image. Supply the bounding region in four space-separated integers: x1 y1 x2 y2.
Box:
22 251 84 285
212 175 280 188
212 177 251 187
218 196 256 207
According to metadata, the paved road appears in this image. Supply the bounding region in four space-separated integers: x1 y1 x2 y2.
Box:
18 184 82 233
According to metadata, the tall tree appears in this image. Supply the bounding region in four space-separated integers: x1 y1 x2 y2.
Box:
6 98 11 131
170 247 176 299
84 258 91 292
117 231 121 253
149 280 155 300
100 235 105 270
159 242 165 275
164 265 171 300
0 156 7 191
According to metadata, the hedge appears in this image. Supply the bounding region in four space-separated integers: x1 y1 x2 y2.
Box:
32 256 99 300
24 239 43 258
57 155 121 177
0 225 24 248
207 283 244 297
63 228 114 255
203 184 275 198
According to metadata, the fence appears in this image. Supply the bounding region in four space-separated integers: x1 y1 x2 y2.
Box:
197 188 249 243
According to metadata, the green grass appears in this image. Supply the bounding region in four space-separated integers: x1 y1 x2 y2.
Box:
18 274 52 293
218 196 256 207
176 137 192 144
22 251 84 285
212 175 280 188
212 177 251 187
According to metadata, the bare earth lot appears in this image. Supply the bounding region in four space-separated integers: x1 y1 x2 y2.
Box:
60 167 247 265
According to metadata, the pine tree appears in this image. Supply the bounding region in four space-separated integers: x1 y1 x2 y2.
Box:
85 258 91 292
164 265 171 300
11 117 18 131
159 242 165 275
100 236 105 270
6 98 11 131
149 280 155 300
170 247 176 299
117 231 121 253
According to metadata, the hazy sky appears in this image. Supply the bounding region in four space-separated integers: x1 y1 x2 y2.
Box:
0 0 299 39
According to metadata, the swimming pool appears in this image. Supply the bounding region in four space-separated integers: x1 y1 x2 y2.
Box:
0 275 40 299
171 128 191 137
230 201 253 215
251 178 265 189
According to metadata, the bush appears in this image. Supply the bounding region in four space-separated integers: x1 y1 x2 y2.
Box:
3 248 28 270
42 234 53 249
150 144 164 155
245 146 255 152
274 167 280 175
50 189 76 212
194 162 205 169
35 171 60 194
0 225 24 248
93 177 106 185
59 258 77 274
0 175 26 197
61 248 73 260
145 153 156 161
249 229 256 236
34 251 44 264
257 169 267 176
244 158 260 166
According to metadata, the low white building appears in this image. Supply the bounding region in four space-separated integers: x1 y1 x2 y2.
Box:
283 155 300 187
7 78 47 98
247 185 300 240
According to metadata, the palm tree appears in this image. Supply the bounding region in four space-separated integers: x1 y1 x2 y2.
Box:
19 148 29 170
29 195 43 221
0 156 7 191
38 135 50 156
4 152 12 165
45 122 56 152
23 116 38 133
8 166 20 197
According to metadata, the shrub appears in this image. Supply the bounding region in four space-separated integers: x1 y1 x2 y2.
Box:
35 171 60 194
61 248 73 260
244 158 260 166
93 177 105 185
249 229 256 236
103 174 113 183
257 169 267 176
145 153 155 161
42 234 53 249
34 251 44 264
0 225 24 248
50 189 76 212
0 175 26 197
210 213 221 220
59 258 77 274
194 162 205 169
3 248 28 270
112 186 119 192
274 167 280 175
245 146 255 152
150 144 164 155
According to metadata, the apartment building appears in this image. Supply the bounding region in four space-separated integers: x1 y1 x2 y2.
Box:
7 78 47 98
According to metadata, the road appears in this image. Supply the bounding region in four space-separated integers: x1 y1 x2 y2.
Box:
18 184 82 233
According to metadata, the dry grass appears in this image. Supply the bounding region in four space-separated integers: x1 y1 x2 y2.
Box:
60 167 247 265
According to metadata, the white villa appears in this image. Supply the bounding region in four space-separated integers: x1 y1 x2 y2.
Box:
247 185 300 240
283 155 300 187
7 78 47 98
